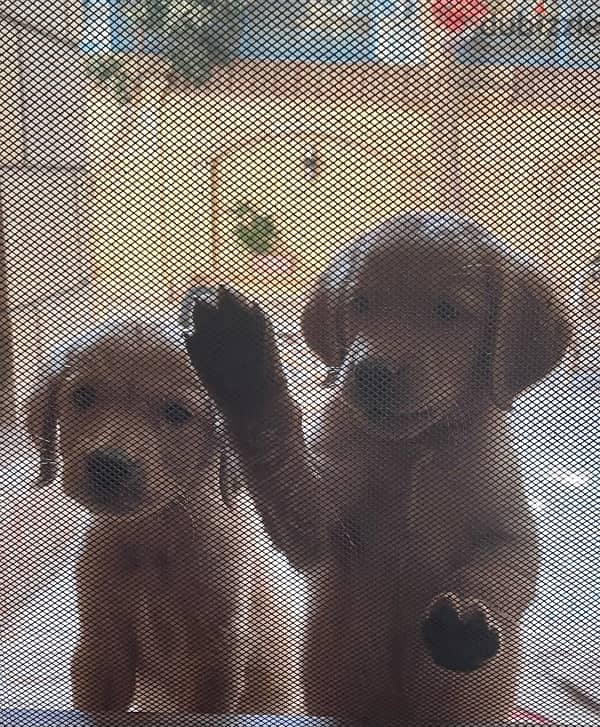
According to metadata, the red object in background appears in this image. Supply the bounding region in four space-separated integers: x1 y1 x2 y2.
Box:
533 1 546 13
430 0 489 32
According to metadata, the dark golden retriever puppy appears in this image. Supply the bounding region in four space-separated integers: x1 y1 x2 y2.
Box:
24 319 302 714
186 211 571 725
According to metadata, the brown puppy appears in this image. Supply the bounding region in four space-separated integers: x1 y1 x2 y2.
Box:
186 212 572 724
24 319 302 714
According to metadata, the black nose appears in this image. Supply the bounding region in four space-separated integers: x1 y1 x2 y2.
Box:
352 360 399 420
85 449 140 509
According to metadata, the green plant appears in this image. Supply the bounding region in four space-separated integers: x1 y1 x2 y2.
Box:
83 0 244 105
83 54 143 105
233 202 278 255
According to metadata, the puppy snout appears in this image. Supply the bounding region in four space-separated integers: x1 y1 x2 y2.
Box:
85 448 142 512
352 360 408 420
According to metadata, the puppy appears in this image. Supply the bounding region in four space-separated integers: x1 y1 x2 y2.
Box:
185 211 572 724
24 319 302 714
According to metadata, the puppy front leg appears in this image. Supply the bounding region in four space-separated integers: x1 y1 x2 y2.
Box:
71 542 137 712
71 623 137 712
185 286 329 571
422 491 540 674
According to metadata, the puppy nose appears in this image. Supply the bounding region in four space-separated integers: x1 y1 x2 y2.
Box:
85 449 139 504
353 360 397 417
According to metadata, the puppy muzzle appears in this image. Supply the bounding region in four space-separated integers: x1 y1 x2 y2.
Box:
84 447 144 514
349 358 411 422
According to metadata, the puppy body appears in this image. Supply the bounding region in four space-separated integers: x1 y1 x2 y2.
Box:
297 216 570 722
301 400 531 722
25 320 302 714
186 212 571 724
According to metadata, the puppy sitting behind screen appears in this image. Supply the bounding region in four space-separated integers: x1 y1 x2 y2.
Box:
186 212 572 724
24 319 302 714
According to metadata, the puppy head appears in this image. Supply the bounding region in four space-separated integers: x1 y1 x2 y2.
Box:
302 211 571 437
24 320 223 520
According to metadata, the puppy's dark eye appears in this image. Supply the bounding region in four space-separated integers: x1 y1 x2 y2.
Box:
351 295 370 316
162 402 193 426
435 300 460 322
72 385 96 410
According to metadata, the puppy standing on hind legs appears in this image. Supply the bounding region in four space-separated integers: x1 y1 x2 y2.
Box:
24 319 303 714
186 211 571 724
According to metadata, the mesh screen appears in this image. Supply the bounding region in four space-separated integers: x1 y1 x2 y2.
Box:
0 1 599 724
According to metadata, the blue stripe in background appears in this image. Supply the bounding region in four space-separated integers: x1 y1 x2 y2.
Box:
238 0 423 64
79 0 600 71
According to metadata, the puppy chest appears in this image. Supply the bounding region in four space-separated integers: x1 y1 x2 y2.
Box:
121 544 235 667
119 536 222 594
134 586 237 684
405 468 471 569
349 497 466 576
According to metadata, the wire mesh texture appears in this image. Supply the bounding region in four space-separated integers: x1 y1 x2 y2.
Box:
1 0 600 724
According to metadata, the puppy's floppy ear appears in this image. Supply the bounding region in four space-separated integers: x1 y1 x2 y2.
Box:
492 269 572 410
301 238 360 367
22 335 82 488
301 275 346 368
23 367 60 488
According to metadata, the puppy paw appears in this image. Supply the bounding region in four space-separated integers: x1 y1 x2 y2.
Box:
421 592 500 673
184 285 283 417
